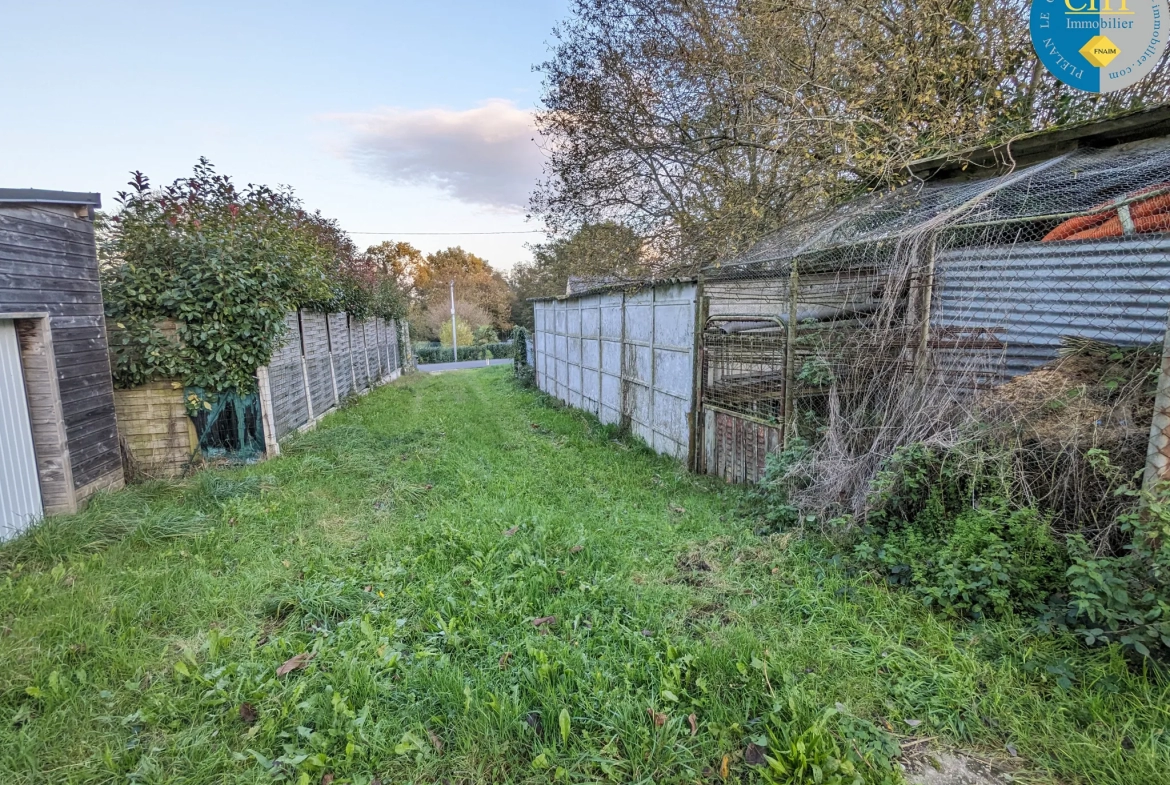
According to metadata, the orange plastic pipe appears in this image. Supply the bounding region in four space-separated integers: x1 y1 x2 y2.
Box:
1043 184 1170 242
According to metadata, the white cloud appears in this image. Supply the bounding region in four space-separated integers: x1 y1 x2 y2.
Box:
329 100 544 212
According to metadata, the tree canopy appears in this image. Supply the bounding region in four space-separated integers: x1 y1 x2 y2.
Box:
509 222 652 327
408 246 514 340
532 0 1170 267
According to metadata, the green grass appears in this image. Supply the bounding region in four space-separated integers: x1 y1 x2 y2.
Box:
1 367 1168 784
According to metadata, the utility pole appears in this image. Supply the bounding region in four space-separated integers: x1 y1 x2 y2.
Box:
449 279 458 362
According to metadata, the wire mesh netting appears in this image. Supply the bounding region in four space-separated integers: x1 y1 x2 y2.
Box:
186 387 266 462
700 137 1170 541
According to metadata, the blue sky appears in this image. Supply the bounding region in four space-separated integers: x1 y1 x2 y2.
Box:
0 0 570 269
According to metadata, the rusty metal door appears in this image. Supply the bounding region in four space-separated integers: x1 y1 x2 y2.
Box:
698 316 786 484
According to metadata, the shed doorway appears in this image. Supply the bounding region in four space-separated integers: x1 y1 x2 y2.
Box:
0 318 42 537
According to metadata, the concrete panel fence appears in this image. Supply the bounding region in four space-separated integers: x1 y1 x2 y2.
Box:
532 282 698 462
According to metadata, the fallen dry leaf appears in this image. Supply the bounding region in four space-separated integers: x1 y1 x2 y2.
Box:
721 754 730 780
647 708 666 726
281 560 291 568
569 545 584 553
532 615 556 627
688 713 698 736
239 702 258 725
276 651 315 677
904 718 923 727
428 729 444 754
499 651 513 669
503 525 519 537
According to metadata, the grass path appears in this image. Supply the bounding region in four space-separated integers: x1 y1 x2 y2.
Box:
1 368 1167 784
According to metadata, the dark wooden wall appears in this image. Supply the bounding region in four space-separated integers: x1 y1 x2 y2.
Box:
0 203 122 501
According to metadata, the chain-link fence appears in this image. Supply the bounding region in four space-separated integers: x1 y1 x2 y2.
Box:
701 137 1170 538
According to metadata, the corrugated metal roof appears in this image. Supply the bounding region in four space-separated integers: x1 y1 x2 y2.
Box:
712 138 1170 275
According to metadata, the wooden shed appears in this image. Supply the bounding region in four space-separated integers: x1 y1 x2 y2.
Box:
0 189 123 538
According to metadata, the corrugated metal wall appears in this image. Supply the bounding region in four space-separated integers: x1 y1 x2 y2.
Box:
533 282 697 460
0 319 42 538
934 235 1170 377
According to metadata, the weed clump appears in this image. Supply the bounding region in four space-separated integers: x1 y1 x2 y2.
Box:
754 339 1170 660
262 577 370 630
0 492 210 569
760 435 1170 659
755 692 902 785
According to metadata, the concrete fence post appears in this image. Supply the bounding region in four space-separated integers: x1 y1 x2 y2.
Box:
256 365 280 457
297 311 315 422
325 312 339 406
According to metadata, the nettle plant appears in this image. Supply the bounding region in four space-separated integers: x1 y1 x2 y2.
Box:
101 160 400 398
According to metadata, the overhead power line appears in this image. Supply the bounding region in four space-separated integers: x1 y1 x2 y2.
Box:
348 229 545 236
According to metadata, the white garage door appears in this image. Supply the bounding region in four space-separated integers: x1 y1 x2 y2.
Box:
0 319 42 538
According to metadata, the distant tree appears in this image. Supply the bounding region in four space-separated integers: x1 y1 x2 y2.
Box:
414 299 493 342
473 325 500 345
346 240 419 323
438 316 475 349
364 241 420 293
411 246 515 334
509 222 651 327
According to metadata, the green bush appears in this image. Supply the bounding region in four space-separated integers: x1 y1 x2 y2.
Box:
415 342 514 364
101 159 405 394
1052 488 1170 658
756 438 813 532
511 325 530 367
511 326 536 387
473 325 500 345
846 444 1067 619
789 439 1170 659
856 497 1067 619
439 316 474 349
